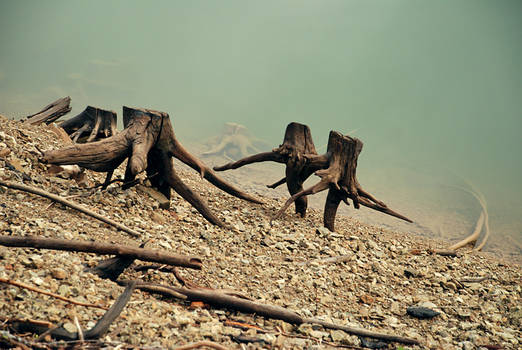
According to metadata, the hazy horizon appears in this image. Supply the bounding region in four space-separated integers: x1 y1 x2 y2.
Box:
1 1 521 248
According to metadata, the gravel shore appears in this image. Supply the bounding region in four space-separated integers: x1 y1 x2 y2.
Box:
0 115 520 349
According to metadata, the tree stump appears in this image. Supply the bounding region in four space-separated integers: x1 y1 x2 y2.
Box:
214 122 324 216
273 131 413 231
42 106 262 228
60 106 118 143
23 96 71 125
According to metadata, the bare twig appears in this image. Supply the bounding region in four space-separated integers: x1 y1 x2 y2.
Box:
0 180 141 237
0 277 108 310
172 341 229 350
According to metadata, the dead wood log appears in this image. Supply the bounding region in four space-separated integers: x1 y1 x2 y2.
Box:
42 106 262 227
273 131 413 231
125 280 420 345
0 235 202 269
215 122 322 216
23 96 71 125
0 179 141 237
60 106 118 143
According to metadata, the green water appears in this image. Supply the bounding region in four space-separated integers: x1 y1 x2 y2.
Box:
1 1 521 248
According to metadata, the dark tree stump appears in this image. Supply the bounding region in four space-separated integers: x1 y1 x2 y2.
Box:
60 106 118 143
23 96 71 125
214 122 324 217
273 131 413 231
42 106 262 228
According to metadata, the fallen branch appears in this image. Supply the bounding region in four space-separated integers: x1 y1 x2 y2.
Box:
298 254 353 266
172 341 229 350
0 180 141 237
0 277 108 310
448 182 490 251
0 235 202 270
126 280 420 345
8 282 136 341
460 276 490 283
429 249 459 257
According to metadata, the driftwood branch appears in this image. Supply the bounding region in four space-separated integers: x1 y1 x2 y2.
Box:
126 280 420 345
24 97 71 125
0 180 141 237
173 341 229 350
0 235 202 270
0 277 108 310
448 183 490 251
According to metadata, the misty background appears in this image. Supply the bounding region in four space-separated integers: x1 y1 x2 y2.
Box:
1 1 521 255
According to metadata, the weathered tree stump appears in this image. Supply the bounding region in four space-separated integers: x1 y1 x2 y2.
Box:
42 106 262 228
273 131 413 231
23 96 71 125
60 106 118 143
214 122 324 216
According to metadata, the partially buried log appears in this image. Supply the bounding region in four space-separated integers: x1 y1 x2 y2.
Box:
23 96 71 125
214 122 322 217
60 106 118 143
42 106 262 227
273 131 412 231
0 235 202 269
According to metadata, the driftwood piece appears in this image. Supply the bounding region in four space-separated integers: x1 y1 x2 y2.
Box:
0 277 108 310
42 106 262 227
9 281 136 341
0 235 202 269
173 341 229 350
60 106 118 143
448 183 490 251
273 131 413 231
215 122 322 216
23 96 71 125
0 179 141 237
126 280 420 345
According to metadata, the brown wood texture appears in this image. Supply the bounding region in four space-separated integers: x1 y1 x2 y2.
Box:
60 106 118 143
24 96 71 125
215 122 323 216
42 106 261 227
0 235 202 269
273 131 413 231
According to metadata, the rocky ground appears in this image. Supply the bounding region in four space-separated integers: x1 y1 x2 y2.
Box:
0 114 520 349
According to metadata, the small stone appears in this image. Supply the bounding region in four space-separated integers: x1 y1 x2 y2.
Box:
63 322 77 333
151 212 166 225
404 268 420 278
406 306 440 319
51 268 67 279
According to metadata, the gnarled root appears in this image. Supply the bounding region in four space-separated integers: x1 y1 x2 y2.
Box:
42 106 261 228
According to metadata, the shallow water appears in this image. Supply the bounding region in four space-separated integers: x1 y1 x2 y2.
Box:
1 1 520 246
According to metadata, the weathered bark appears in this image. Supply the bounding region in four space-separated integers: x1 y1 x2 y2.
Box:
23 96 71 125
0 235 202 269
42 106 262 227
215 122 322 216
126 280 420 345
273 131 413 231
60 106 118 143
